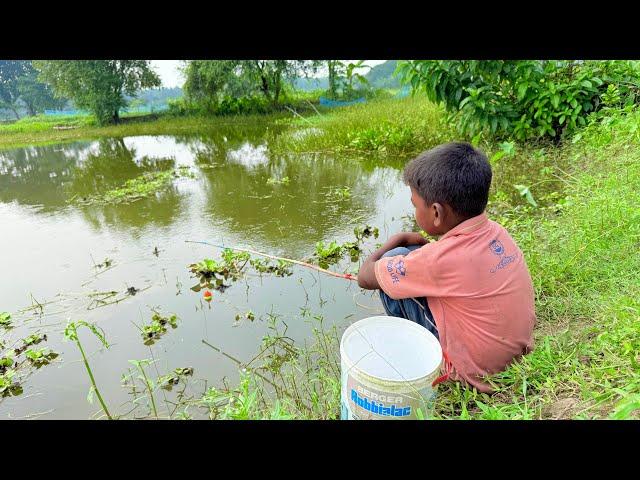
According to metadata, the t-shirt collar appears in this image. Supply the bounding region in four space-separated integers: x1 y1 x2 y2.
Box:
440 212 488 240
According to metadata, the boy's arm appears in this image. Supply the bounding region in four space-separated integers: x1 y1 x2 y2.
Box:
357 232 428 290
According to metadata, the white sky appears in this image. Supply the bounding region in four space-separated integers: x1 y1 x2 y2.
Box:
150 60 388 88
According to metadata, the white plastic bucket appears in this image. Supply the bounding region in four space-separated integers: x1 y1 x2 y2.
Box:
340 315 442 420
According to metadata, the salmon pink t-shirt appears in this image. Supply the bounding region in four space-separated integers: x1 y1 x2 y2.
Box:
374 213 536 393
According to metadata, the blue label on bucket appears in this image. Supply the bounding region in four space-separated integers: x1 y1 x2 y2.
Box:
344 373 436 420
351 389 411 417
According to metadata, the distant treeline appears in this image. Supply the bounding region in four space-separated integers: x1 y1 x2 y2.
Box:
0 60 401 125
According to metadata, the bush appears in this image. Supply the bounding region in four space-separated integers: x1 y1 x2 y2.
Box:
215 95 271 115
397 60 640 141
167 90 322 118
166 97 202 117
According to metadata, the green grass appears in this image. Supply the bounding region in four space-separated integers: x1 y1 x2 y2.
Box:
271 95 454 157
465 111 640 420
0 114 96 133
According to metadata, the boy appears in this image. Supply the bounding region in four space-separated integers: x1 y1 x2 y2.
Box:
357 142 536 393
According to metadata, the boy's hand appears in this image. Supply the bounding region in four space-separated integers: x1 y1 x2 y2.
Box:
385 232 428 250
357 232 428 290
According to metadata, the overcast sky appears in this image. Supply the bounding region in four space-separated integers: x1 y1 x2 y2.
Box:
150 60 389 88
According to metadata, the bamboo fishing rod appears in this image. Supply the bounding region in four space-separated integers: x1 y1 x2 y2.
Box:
184 240 358 281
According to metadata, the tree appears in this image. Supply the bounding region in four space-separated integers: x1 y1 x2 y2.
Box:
397 60 640 141
183 60 242 108
249 60 320 105
0 61 68 118
33 61 161 125
0 61 31 119
250 60 288 106
327 60 345 99
183 60 319 109
344 61 370 98
17 66 66 116
324 60 370 100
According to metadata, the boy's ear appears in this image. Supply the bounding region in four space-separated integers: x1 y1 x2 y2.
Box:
432 202 444 227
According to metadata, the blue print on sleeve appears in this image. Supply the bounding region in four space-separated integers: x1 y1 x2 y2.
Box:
386 259 407 284
489 239 516 273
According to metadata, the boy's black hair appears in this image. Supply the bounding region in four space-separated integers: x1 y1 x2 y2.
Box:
403 142 492 218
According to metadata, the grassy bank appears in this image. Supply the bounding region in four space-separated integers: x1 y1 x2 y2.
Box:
272 95 453 156
204 102 640 420
0 96 442 154
434 110 640 419
0 111 292 151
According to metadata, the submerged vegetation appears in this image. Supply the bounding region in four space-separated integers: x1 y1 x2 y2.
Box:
140 310 179 345
72 165 195 205
1 321 56 401
188 251 251 292
313 225 380 267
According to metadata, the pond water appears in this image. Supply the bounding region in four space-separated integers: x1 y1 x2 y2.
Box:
0 123 416 419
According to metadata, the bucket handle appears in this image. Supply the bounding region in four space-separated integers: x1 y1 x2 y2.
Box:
431 351 451 387
431 372 449 387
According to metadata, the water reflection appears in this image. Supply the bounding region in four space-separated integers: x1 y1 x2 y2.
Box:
0 126 386 248
68 138 176 198
0 142 91 211
198 152 374 255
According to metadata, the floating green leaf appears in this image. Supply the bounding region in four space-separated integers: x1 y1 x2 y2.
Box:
0 312 11 328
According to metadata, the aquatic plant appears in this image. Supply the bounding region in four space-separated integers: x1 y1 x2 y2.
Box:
353 224 379 242
188 249 251 292
25 348 59 368
0 313 11 328
234 310 256 323
314 240 343 265
140 310 178 346
73 166 195 206
119 360 199 419
1 326 58 401
312 224 381 267
200 310 340 419
128 359 159 418
347 123 415 153
249 258 293 277
0 368 22 398
157 367 194 392
341 241 361 262
64 321 112 420
266 176 290 185
327 186 351 200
